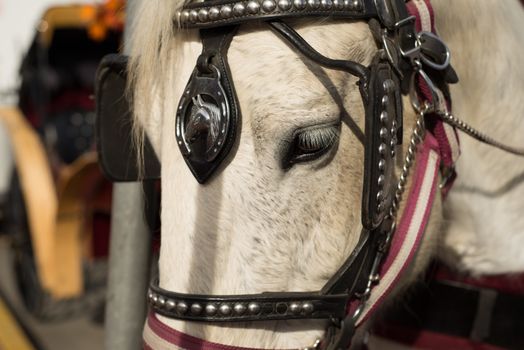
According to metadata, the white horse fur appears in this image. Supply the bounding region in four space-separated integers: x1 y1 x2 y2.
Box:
128 0 523 348
433 0 524 275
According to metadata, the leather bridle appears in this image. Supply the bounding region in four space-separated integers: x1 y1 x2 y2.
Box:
147 0 456 348
93 0 524 348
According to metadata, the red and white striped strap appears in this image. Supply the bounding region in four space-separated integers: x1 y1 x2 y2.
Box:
356 134 441 325
409 0 461 187
143 313 292 350
355 0 460 325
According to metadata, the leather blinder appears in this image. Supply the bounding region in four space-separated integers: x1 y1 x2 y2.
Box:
95 54 161 182
175 26 241 183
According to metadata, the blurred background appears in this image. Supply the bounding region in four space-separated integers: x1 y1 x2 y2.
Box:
0 1 124 349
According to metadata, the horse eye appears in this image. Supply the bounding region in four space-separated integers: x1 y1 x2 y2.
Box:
283 125 339 168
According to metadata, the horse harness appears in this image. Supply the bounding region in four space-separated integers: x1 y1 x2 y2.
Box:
94 0 524 348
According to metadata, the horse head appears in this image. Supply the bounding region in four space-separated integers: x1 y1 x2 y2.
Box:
123 0 524 348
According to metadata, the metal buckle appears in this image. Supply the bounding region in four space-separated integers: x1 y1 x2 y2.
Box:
394 15 416 29
418 31 451 71
409 62 441 114
381 33 404 78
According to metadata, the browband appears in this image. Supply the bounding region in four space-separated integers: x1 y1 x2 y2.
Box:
177 0 375 28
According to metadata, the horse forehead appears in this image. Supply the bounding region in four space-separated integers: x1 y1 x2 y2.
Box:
224 21 374 123
230 20 374 68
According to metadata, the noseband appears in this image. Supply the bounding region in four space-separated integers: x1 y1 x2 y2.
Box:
94 0 524 348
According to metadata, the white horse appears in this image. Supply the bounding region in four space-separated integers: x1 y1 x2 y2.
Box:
127 0 524 348
434 0 524 275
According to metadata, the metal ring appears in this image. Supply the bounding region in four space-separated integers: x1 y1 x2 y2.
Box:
417 31 451 71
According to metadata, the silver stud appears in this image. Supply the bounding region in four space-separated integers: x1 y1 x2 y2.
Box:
177 302 188 314
278 0 292 10
383 79 395 93
294 0 307 9
157 296 166 307
219 304 232 315
262 0 277 12
152 294 158 304
391 141 396 157
233 303 246 315
209 7 220 20
148 291 154 300
302 302 314 314
390 130 397 139
166 299 176 310
392 120 397 130
378 143 387 155
233 3 246 16
380 111 389 123
377 175 385 187
320 0 332 9
307 0 320 9
377 201 384 213
343 0 352 9
220 5 233 18
248 302 261 314
289 303 301 314
206 304 217 316
378 159 386 171
333 0 343 9
377 191 384 201
247 0 260 13
381 95 389 107
189 10 199 23
190 303 203 315
180 10 190 23
198 9 208 22
353 0 362 10
380 127 388 139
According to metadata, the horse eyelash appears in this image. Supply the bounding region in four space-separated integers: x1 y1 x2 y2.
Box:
296 126 340 150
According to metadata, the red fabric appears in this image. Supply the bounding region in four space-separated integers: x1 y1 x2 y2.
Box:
145 313 296 350
46 89 95 114
24 89 95 128
435 265 524 296
376 324 505 350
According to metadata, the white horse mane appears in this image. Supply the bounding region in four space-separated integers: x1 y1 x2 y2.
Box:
128 0 524 348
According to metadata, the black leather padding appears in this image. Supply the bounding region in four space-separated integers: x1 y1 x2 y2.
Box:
95 54 160 182
361 55 401 230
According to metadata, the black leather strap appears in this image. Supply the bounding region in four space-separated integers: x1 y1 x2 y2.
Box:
361 55 400 230
268 21 369 89
149 280 349 322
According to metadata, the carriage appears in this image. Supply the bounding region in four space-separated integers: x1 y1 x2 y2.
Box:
0 1 124 319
